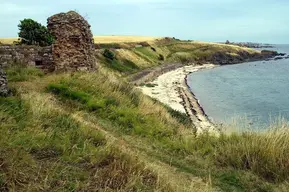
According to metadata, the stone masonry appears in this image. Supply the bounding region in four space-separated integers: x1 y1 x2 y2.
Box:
0 45 53 72
0 68 9 97
47 11 97 72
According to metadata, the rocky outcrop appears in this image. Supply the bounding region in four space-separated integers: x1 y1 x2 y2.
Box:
0 68 9 97
47 11 97 72
202 50 278 65
224 42 274 48
261 50 278 58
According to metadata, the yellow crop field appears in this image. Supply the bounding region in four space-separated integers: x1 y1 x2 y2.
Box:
0 36 160 45
93 36 159 43
0 38 18 44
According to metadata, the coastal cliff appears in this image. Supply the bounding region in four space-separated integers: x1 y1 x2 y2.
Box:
94 38 278 80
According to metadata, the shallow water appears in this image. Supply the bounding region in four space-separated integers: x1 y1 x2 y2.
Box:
187 45 289 128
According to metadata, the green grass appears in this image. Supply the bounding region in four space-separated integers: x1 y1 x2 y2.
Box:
0 83 163 191
4 63 44 82
47 80 175 138
94 40 262 76
134 47 159 61
102 58 139 73
165 105 193 126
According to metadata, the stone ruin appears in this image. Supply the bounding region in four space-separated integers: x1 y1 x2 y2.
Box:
0 68 9 97
0 45 53 71
0 11 97 97
47 11 97 72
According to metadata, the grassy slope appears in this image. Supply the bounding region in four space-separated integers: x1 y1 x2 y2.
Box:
1 62 289 192
96 38 262 77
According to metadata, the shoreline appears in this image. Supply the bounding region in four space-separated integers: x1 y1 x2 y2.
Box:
138 64 219 134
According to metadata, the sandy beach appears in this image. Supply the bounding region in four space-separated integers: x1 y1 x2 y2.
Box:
139 64 219 134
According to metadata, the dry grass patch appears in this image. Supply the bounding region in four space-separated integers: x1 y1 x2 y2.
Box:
115 49 151 68
0 38 18 44
94 36 159 44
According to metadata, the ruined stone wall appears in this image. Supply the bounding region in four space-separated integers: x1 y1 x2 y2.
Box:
0 11 97 73
0 45 54 72
47 11 97 72
0 68 9 96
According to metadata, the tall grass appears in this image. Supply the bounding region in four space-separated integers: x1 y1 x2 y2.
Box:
47 80 177 138
214 129 289 182
4 62 44 82
0 91 163 191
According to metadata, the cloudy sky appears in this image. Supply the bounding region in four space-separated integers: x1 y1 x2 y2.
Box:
0 0 288 43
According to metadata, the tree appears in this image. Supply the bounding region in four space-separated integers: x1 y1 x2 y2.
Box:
18 19 54 46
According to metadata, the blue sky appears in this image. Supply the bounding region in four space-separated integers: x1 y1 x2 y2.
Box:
0 0 288 43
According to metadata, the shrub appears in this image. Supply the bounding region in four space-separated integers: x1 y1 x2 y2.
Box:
103 49 115 60
144 83 157 88
18 18 54 46
159 54 165 61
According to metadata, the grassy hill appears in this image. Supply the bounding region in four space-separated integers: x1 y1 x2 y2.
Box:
95 38 268 77
1 39 287 191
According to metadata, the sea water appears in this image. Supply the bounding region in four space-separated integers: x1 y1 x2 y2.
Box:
187 45 289 129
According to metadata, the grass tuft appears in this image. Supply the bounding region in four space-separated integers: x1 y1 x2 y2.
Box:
214 130 289 182
4 63 44 82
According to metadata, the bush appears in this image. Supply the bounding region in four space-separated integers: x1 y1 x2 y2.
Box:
103 49 115 60
18 18 54 46
151 47 156 52
159 54 165 61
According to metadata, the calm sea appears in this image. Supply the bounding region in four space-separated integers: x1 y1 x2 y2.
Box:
187 45 289 129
